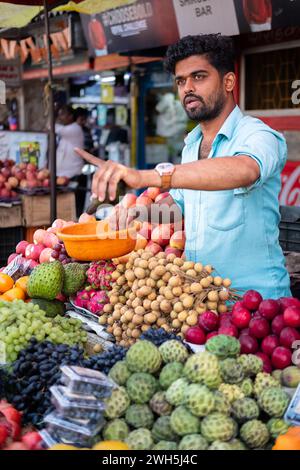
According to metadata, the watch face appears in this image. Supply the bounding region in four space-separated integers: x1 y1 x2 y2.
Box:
156 163 174 175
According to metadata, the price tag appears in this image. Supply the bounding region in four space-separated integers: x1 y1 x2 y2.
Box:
284 384 300 425
0 341 6 364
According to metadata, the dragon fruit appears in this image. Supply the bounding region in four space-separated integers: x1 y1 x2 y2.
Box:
74 289 91 309
86 260 116 290
88 291 109 315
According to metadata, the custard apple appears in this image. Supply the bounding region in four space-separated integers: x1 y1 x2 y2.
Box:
126 340 162 373
152 441 178 450
103 419 129 441
254 372 280 397
125 404 154 429
183 352 221 388
150 391 173 416
166 378 189 406
159 340 189 363
218 384 245 403
159 362 184 390
179 434 209 450
170 406 200 436
125 428 153 450
108 361 131 386
240 420 270 449
213 391 231 415
229 439 247 450
184 384 215 417
231 398 260 423
104 387 130 419
206 335 240 359
267 418 290 439
201 413 236 443
151 416 178 442
237 354 263 376
126 372 158 404
258 387 290 418
220 358 245 384
240 378 254 397
208 441 233 450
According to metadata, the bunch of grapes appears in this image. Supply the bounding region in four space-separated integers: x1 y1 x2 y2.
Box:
51 242 72 265
140 327 191 348
83 344 127 375
4 339 85 426
0 300 87 362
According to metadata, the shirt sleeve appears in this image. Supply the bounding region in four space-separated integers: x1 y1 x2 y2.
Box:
169 188 185 215
233 129 287 195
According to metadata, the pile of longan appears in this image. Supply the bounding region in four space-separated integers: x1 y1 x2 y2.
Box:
99 250 234 347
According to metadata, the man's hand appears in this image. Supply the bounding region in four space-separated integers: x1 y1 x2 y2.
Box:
75 148 141 201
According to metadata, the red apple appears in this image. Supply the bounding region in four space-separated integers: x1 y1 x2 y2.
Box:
239 335 259 354
239 328 251 336
7 253 18 264
20 180 28 189
25 243 44 261
155 192 170 203
219 313 233 326
151 224 173 247
37 169 49 181
43 232 59 249
145 241 163 256
261 335 280 356
136 195 153 207
33 229 47 245
52 219 66 229
43 179 50 188
242 290 263 311
170 231 186 251
121 193 137 209
27 179 39 189
232 307 251 329
134 234 148 251
164 246 183 258
249 317 270 339
271 346 292 369
39 248 53 264
0 174 6 184
138 222 152 240
279 327 300 349
272 315 286 336
16 240 29 256
7 177 18 188
258 299 280 320
198 311 219 332
1 168 11 179
255 352 273 373
0 188 11 198
27 163 37 172
232 301 245 313
142 187 161 201
206 331 218 341
279 297 300 312
283 306 300 328
185 326 206 345
21 431 42 450
218 325 238 338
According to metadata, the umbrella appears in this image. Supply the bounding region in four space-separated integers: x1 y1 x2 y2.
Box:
0 0 135 222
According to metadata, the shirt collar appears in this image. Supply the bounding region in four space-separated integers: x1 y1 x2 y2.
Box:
184 105 244 145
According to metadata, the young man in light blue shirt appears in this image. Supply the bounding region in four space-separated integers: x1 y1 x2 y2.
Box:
76 34 291 300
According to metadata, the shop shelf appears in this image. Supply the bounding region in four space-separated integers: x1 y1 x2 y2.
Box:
279 206 300 253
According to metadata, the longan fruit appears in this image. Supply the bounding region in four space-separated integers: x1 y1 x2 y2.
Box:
112 311 121 321
134 267 146 279
119 340 126 347
162 272 172 283
124 310 134 322
148 292 157 301
213 276 223 287
141 324 150 332
166 253 177 262
204 265 213 274
141 252 152 260
161 324 170 332
134 306 145 316
208 291 219 302
125 270 135 282
186 313 198 326
128 322 135 330
151 300 160 311
223 278 232 288
157 252 166 259
148 260 158 271
119 296 127 304
150 272 160 281
160 300 172 313
143 299 152 310
120 314 127 323
107 326 114 334
132 298 142 309
157 280 166 289
146 278 156 288
180 293 189 301
172 286 182 297
219 290 230 301
164 288 174 300
218 304 228 314
144 313 157 324
107 317 115 326
132 314 144 325
169 276 181 287
183 284 191 294
138 279 147 288
126 328 132 337
117 264 125 273
112 270 121 280
154 265 166 277
178 310 188 322
126 300 132 307
182 261 195 271
174 301 184 313
174 257 184 267
182 295 194 309
110 295 119 305
172 319 182 329
138 259 149 269
181 324 190 335
98 316 107 325
120 306 128 314
194 263 203 273
170 310 178 320
190 283 203 294
158 258 168 266
200 278 211 288
126 261 133 269
132 329 141 339
113 326 123 337
159 286 166 296
140 286 152 297
166 263 175 271
156 318 165 327
186 269 197 277
103 304 113 313
207 301 218 311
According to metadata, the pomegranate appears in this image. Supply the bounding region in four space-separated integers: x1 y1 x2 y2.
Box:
271 315 286 336
25 243 44 261
258 299 280 320
261 335 280 356
283 306 300 328
239 328 251 336
219 313 233 326
231 307 251 329
239 335 259 354
232 301 245 313
271 346 292 369
279 327 300 349
242 290 263 311
249 317 270 339
206 331 218 341
16 241 29 256
279 297 300 312
185 326 206 345
255 352 273 373
198 311 219 332
218 325 238 338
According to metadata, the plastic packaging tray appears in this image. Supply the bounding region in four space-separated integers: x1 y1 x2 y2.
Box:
60 365 116 398
50 385 105 421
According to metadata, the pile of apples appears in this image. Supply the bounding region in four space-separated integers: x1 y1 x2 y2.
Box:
0 159 69 197
5 219 76 268
185 290 300 372
115 188 185 261
0 401 42 451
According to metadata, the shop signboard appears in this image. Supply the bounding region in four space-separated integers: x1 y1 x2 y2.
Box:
0 131 48 168
280 161 300 207
0 59 21 87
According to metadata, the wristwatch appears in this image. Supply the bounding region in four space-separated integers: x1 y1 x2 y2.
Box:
155 163 176 189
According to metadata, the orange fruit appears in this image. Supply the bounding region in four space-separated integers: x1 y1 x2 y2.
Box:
15 276 29 295
92 440 130 450
2 287 26 301
0 274 14 293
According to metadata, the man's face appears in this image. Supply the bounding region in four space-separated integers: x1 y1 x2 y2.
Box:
58 109 73 125
175 55 227 122
77 115 87 127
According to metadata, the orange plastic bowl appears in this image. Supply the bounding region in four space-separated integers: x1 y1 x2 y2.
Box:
57 221 137 261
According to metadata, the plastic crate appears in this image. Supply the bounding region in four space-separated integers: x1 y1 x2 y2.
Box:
0 226 24 268
279 206 300 252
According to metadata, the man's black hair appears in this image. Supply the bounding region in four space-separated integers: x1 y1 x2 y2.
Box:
74 107 88 120
59 105 75 118
165 34 235 76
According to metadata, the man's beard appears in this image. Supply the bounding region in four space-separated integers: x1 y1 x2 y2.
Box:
183 90 226 122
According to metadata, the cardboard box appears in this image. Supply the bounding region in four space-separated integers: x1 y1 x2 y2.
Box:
22 192 76 227
0 203 23 228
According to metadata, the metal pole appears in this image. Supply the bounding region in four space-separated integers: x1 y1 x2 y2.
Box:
44 0 57 222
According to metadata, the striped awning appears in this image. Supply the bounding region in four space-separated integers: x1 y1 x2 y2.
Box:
0 0 136 28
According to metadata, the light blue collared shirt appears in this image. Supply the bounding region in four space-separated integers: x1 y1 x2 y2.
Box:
170 105 291 299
